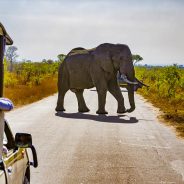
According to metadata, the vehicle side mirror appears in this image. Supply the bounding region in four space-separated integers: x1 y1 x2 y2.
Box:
15 133 38 168
15 133 32 148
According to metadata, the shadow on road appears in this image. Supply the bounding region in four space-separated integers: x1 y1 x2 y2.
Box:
55 112 138 124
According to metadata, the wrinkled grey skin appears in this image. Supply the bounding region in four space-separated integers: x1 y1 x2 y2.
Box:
56 43 136 114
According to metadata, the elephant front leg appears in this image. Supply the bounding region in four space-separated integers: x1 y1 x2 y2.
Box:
126 85 135 112
108 79 126 113
91 67 108 114
75 90 90 113
96 89 108 114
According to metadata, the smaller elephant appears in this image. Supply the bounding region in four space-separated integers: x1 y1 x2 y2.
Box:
56 43 144 114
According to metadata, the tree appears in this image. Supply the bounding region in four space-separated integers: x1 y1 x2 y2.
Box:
5 46 18 72
132 54 143 65
42 59 47 63
47 59 54 64
57 54 66 62
42 59 54 64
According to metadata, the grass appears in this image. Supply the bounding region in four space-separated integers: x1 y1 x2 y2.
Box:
137 88 184 137
4 76 57 107
135 66 184 138
3 60 59 107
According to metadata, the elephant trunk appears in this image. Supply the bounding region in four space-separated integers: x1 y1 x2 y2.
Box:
135 77 149 87
119 64 136 112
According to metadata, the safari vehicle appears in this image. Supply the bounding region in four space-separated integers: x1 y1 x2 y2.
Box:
0 22 38 184
0 119 38 184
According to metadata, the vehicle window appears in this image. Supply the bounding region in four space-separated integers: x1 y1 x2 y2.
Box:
4 121 15 150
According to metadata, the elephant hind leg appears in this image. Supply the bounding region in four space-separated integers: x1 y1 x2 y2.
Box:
56 63 69 112
75 89 90 113
55 89 68 112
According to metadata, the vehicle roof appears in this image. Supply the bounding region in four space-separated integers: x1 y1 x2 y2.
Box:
0 22 13 45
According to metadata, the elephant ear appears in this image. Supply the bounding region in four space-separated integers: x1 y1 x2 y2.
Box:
94 46 114 74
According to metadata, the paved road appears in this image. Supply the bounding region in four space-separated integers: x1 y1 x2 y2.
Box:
6 89 184 184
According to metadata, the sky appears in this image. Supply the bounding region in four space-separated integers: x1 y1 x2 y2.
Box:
0 0 184 65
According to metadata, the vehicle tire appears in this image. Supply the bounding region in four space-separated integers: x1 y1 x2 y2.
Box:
23 175 30 184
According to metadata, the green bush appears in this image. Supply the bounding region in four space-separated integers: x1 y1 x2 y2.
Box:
135 65 184 136
135 65 183 101
3 61 60 106
4 61 60 87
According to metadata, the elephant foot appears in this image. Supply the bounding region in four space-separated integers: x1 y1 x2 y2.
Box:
96 110 108 114
117 108 126 114
55 106 66 112
126 107 135 113
78 107 90 113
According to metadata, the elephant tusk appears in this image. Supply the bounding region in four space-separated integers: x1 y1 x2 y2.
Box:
135 77 149 87
121 74 138 85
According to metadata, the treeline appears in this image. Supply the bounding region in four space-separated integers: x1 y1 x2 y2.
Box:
4 60 60 87
135 65 184 137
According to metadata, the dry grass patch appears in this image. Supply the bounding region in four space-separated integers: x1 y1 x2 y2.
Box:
4 76 57 107
137 89 184 137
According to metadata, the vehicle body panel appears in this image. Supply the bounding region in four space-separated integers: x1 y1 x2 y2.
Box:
0 170 6 183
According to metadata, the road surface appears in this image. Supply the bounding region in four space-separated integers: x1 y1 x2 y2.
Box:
6 89 184 184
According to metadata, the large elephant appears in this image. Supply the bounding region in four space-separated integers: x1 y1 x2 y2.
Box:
56 43 139 114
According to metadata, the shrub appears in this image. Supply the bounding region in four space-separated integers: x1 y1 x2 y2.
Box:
135 65 184 137
3 61 60 106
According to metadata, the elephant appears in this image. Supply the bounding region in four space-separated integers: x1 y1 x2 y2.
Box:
56 43 141 114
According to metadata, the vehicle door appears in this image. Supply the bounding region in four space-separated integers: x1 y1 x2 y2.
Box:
3 121 27 184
